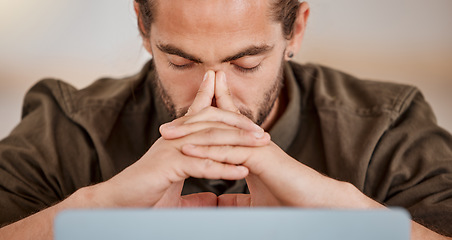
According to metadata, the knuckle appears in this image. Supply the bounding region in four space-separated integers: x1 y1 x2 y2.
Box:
240 129 257 144
237 128 247 138
239 113 252 123
231 116 243 127
219 147 231 163
203 128 216 140
238 128 247 136
196 88 205 95
204 127 215 135
203 158 214 169
200 159 217 178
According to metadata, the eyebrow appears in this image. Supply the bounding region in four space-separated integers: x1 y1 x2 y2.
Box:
156 44 202 63
156 43 274 63
221 45 274 62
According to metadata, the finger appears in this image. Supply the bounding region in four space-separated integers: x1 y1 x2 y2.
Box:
182 144 253 166
182 143 325 207
160 121 238 140
178 156 249 181
218 194 251 207
185 70 215 116
181 143 272 177
245 174 282 206
214 71 240 113
181 192 218 207
180 128 271 148
160 108 263 139
182 107 263 132
153 181 184 208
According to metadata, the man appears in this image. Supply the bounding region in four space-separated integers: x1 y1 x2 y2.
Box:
0 0 451 239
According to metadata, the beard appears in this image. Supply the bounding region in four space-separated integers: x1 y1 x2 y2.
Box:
151 61 285 126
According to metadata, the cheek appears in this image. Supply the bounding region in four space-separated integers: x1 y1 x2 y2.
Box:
226 65 280 107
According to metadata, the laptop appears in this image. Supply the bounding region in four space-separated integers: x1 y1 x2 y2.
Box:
54 208 411 240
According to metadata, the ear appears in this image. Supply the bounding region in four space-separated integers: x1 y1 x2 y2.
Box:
285 1 310 60
134 1 153 55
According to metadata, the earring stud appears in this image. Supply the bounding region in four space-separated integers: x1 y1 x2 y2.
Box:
287 51 294 58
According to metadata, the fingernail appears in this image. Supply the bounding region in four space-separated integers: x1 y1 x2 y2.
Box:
221 72 227 82
162 122 175 129
253 131 265 139
253 124 264 132
236 165 248 174
203 71 210 82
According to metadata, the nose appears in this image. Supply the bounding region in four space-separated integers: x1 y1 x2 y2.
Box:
203 62 229 74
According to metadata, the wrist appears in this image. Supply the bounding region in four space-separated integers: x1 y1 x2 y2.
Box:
333 181 383 209
67 182 117 209
304 175 383 209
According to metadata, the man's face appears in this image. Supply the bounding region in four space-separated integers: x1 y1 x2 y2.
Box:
148 0 288 125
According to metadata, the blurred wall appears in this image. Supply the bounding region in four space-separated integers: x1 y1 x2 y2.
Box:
1 0 451 139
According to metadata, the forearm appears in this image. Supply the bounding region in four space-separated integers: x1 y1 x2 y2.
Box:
280 162 452 240
0 185 105 240
339 181 451 240
411 222 451 240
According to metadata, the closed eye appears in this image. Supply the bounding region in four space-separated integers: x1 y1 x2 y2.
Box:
233 64 261 73
168 61 195 70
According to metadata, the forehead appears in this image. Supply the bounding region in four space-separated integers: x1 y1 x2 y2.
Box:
155 0 272 32
151 0 282 53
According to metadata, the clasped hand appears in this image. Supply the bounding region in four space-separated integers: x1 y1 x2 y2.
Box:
99 70 366 209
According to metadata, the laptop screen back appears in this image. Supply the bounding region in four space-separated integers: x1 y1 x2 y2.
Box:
54 208 411 240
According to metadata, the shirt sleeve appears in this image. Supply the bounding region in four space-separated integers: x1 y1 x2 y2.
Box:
364 91 452 237
0 80 100 226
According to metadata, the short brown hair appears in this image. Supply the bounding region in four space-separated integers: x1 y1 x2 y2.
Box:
135 0 300 40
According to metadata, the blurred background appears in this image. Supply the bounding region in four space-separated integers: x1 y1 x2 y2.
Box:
0 0 451 139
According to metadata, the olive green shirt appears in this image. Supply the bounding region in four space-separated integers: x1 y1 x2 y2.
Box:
1 61 451 236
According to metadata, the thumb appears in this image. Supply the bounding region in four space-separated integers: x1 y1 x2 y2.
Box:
214 71 240 113
185 70 215 116
181 192 218 207
218 194 251 207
